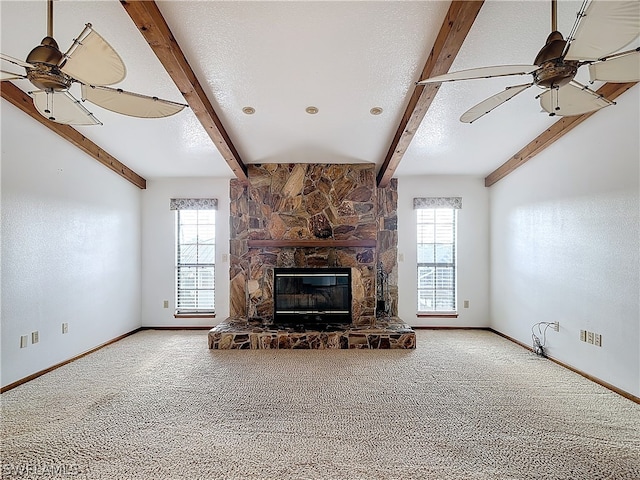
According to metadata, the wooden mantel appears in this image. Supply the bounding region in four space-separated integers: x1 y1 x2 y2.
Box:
247 239 377 248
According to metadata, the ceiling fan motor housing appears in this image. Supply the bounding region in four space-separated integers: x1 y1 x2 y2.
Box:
532 31 578 89
25 36 72 91
26 36 63 65
534 31 567 65
534 61 578 89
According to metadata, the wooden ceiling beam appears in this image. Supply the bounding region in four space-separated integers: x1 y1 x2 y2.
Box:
120 0 248 182
484 82 637 187
1 82 146 189
376 0 484 187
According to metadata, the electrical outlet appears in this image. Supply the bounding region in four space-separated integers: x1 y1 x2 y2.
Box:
552 321 559 332
463 300 470 308
62 323 68 334
587 331 594 344
594 333 601 347
163 300 169 309
222 253 229 263
31 331 39 344
398 253 404 262
580 330 586 342
20 335 28 348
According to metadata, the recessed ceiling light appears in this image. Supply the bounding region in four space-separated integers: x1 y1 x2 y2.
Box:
305 106 319 114
242 107 255 115
370 107 383 115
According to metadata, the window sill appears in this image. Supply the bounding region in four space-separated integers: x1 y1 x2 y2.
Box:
416 312 459 318
174 313 216 319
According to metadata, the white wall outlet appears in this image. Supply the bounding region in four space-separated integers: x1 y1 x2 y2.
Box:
62 323 68 334
163 300 169 309
20 335 28 348
595 333 602 347
31 331 39 344
398 253 404 262
222 253 229 263
580 330 586 342
463 300 470 308
552 321 559 332
587 331 594 344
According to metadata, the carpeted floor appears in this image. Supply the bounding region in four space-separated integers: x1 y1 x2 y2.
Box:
1 329 639 480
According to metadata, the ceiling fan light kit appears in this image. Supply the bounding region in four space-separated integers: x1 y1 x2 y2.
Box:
0 0 187 126
417 0 640 123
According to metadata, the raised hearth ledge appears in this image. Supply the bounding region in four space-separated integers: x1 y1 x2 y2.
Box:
247 239 377 248
209 317 416 349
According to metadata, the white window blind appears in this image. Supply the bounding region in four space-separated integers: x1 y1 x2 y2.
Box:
172 199 216 314
414 197 461 313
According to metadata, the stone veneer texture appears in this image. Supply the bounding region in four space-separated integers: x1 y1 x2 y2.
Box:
229 164 398 327
209 318 415 349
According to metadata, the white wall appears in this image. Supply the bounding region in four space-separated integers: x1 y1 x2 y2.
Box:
396 176 490 327
141 177 230 327
489 87 640 397
1 107 142 388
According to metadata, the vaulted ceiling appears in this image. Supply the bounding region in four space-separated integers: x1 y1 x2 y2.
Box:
1 1 638 187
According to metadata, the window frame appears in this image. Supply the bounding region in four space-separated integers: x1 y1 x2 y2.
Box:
174 208 216 317
416 206 458 316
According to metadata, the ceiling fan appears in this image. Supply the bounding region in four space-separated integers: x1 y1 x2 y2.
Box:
418 0 640 123
0 0 187 125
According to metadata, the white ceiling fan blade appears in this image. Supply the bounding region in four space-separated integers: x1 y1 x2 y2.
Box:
589 50 640 82
460 83 533 123
1 70 27 81
539 82 614 117
81 85 187 119
60 25 126 86
31 90 102 125
565 1 640 61
417 65 539 84
1 52 34 69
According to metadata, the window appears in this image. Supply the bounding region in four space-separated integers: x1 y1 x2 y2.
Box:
414 197 461 314
171 198 217 315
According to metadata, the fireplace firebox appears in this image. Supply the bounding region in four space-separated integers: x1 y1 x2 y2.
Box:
273 268 352 326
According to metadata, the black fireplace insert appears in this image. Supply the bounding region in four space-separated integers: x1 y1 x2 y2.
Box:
273 267 352 325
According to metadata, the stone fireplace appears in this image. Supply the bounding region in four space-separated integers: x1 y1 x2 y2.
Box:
208 163 415 349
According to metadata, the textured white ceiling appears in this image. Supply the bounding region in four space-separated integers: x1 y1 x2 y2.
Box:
156 0 449 167
1 0 638 181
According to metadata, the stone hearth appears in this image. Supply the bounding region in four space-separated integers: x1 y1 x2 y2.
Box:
209 317 415 349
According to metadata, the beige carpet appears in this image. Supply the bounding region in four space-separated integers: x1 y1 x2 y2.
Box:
1 329 639 480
